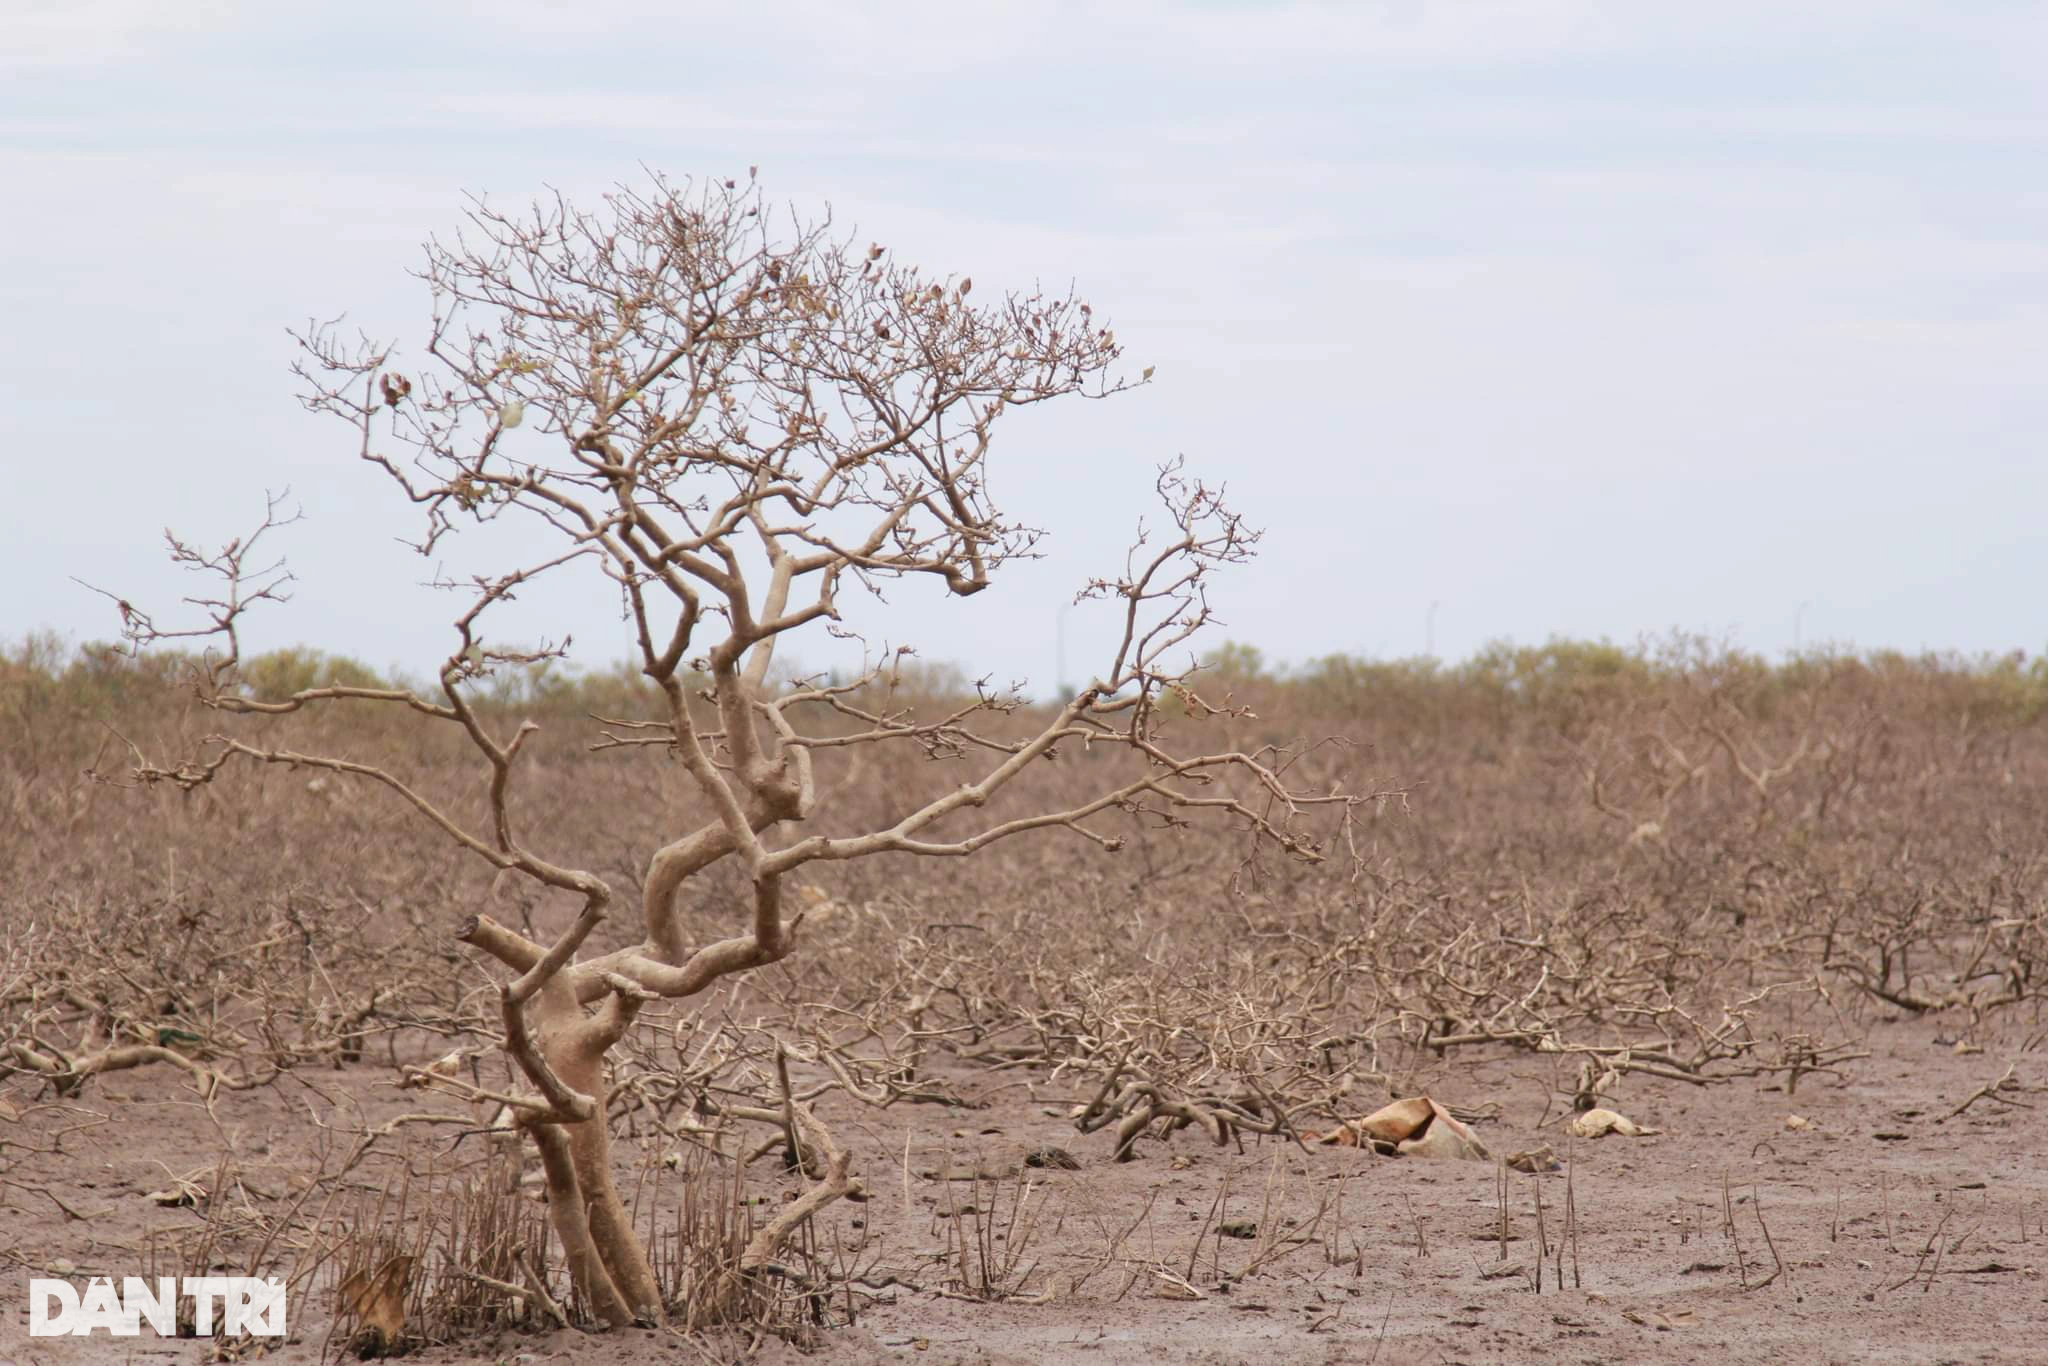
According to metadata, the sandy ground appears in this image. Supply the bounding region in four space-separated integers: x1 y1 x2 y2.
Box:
2 1009 2042 1365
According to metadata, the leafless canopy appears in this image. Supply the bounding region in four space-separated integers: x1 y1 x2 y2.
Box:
99 172 1361 1327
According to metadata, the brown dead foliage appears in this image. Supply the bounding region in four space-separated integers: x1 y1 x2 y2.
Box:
4 634 2048 1349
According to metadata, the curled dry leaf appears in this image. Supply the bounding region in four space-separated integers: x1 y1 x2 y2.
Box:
1024 1145 1080 1170
1784 1114 1813 1130
340 1253 414 1358
400 1049 464 1090
1506 1144 1563 1173
1569 1107 1658 1139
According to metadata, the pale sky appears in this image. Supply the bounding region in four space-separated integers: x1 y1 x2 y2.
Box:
4 1 2043 691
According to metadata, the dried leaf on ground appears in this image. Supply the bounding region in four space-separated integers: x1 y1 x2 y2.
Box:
1321 1096 1492 1161
1569 1107 1658 1138
1024 1146 1080 1170
340 1253 414 1357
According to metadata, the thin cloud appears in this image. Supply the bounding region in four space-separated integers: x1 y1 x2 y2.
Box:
2 1 2043 676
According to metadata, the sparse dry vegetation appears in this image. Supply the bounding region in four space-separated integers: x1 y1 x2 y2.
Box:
7 629 2047 1358
4 173 2045 1361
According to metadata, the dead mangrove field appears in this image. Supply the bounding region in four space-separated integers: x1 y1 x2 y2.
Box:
3 639 2046 1363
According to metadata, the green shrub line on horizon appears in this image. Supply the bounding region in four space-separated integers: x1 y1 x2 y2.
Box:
1198 634 2048 729
4 629 2045 728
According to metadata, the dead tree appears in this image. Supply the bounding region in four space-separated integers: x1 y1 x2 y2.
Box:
103 173 1355 1326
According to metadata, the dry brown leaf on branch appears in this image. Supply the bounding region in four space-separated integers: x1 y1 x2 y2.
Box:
1569 1107 1658 1139
399 1049 465 1090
